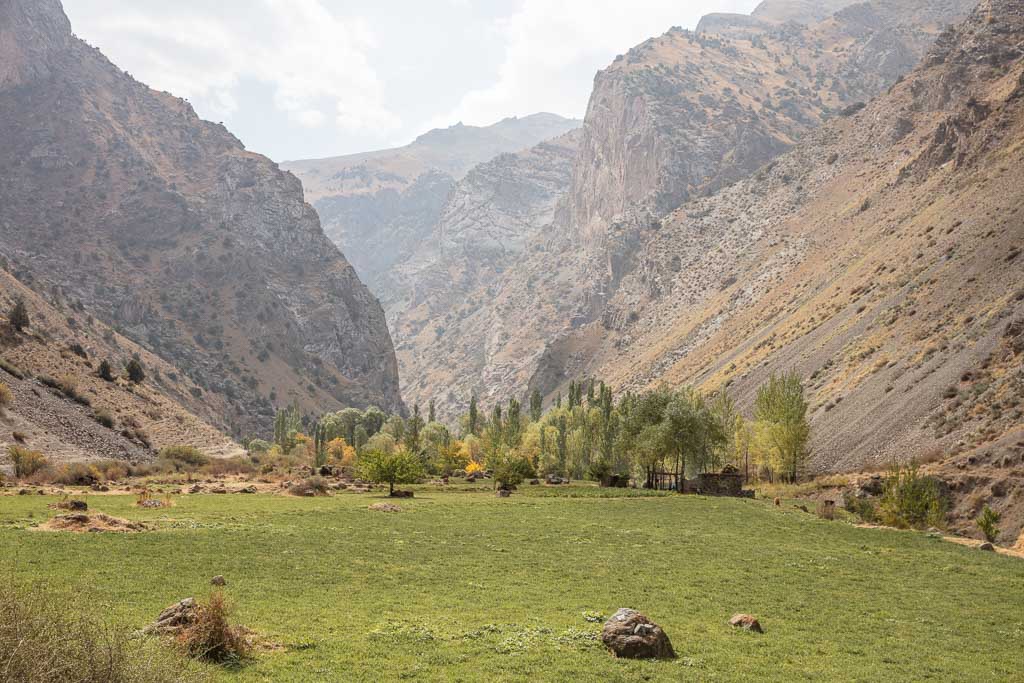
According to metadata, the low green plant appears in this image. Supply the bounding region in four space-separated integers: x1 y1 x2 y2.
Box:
157 445 209 471
976 505 1001 543
879 462 947 530
9 445 48 479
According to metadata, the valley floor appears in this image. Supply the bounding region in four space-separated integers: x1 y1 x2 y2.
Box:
1 487 1022 681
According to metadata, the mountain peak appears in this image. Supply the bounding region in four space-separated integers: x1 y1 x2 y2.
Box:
0 0 72 90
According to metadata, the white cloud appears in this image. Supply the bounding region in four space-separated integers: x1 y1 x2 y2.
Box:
67 0 400 135
424 0 759 131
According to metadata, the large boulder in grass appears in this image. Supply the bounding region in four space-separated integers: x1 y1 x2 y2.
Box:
141 598 197 635
600 609 676 659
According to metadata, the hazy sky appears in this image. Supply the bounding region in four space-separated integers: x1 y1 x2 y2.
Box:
64 0 761 161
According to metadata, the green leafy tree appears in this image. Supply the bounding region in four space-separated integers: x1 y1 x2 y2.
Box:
468 394 479 436
504 398 523 449
404 404 423 454
362 406 386 436
274 403 302 453
529 389 543 422
754 371 810 482
359 447 424 496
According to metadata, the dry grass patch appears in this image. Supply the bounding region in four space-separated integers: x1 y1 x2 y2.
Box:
37 512 148 534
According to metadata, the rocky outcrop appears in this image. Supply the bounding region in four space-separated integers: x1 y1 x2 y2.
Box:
283 114 581 292
550 0 1024 473
0 0 403 436
393 0 975 421
600 609 676 659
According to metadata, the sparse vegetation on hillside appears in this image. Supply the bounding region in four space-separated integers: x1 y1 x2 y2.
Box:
9 445 48 479
7 297 29 332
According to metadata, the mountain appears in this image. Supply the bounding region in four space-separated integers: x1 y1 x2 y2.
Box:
393 0 976 422
0 269 240 462
0 0 404 438
282 114 581 292
547 0 1024 475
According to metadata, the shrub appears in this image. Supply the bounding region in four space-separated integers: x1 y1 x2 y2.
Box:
51 462 99 486
9 445 47 479
94 408 116 429
842 491 879 524
976 505 1001 543
158 445 209 471
98 359 115 381
246 438 272 454
0 583 202 682
7 297 29 332
0 381 12 412
0 357 26 379
202 456 256 477
177 592 250 665
126 357 146 384
879 462 948 529
288 476 330 497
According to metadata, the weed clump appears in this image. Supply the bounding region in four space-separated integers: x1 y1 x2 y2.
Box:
9 445 48 479
177 592 250 665
0 583 202 681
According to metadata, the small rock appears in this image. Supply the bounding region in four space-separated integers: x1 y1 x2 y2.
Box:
729 614 763 633
979 542 995 552
600 608 676 660
211 575 226 586
495 489 511 498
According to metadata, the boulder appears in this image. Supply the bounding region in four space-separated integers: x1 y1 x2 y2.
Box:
600 608 676 660
141 598 198 635
979 542 995 552
729 614 763 633
211 575 227 586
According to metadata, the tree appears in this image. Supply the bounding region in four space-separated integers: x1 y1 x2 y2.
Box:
311 421 329 469
468 394 479 436
362 406 386 436
504 398 522 449
404 404 423 454
529 389 543 423
359 447 424 496
97 359 115 382
977 505 1001 543
274 404 302 453
125 357 145 384
754 371 810 482
7 298 29 332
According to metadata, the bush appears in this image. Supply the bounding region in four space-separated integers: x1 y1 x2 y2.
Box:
9 445 47 479
0 357 26 380
246 438 272 454
7 297 29 332
177 592 249 665
94 408 116 429
0 583 202 682
288 476 330 497
126 358 146 384
842 491 879 524
977 505 1001 543
158 446 210 472
879 462 948 529
98 359 115 382
202 456 256 477
0 381 12 411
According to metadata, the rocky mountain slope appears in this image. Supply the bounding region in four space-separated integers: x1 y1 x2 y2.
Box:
548 0 1024 476
0 268 240 465
0 0 403 437
396 0 975 421
282 114 581 293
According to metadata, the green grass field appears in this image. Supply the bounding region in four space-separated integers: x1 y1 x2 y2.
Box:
2 487 1022 681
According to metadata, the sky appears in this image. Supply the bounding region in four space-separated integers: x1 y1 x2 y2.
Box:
63 0 761 162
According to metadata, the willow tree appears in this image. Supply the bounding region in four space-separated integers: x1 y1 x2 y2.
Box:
754 371 810 482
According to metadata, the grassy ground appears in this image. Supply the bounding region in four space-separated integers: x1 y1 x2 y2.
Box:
1 486 1022 681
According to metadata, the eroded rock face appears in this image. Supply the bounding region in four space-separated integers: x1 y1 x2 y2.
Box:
0 0 404 435
601 609 676 660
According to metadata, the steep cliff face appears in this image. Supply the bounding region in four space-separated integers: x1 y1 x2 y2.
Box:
398 0 974 421
0 0 404 435
386 131 580 408
555 0 1024 475
282 114 581 295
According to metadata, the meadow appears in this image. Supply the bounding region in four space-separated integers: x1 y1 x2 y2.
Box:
1 486 1022 681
